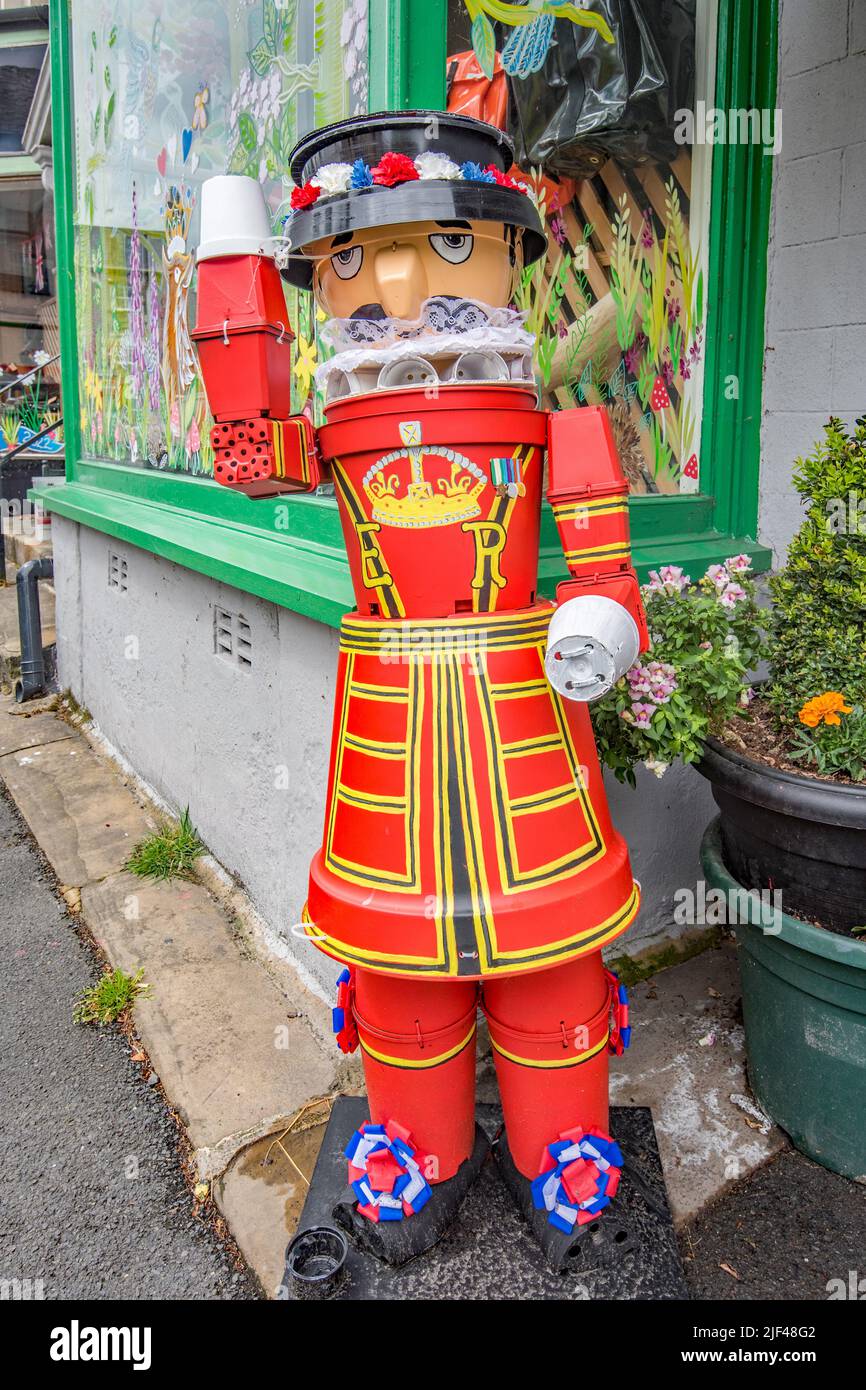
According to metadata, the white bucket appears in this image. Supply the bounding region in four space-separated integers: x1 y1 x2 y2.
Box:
545 594 640 702
197 175 275 263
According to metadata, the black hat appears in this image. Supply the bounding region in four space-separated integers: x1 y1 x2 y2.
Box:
282 109 547 290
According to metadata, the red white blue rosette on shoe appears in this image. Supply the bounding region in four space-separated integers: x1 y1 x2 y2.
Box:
531 1127 624 1235
345 1120 433 1223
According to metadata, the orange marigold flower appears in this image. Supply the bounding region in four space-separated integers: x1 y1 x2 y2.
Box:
798 691 852 727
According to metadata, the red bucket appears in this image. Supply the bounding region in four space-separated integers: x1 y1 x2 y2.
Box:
192 321 293 421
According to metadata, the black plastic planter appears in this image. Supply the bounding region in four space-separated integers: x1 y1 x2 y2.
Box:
697 737 866 933
284 1226 348 1300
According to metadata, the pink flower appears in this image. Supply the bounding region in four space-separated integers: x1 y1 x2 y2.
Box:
631 702 656 730
725 553 752 575
640 208 654 249
187 420 201 453
659 565 689 591
719 583 747 608
705 563 729 591
170 400 181 438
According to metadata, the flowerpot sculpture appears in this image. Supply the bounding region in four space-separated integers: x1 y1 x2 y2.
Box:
193 112 649 1262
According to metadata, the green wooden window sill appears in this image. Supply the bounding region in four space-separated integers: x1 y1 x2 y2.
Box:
32 464 771 630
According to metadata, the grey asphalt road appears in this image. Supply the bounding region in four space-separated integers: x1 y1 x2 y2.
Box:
0 785 260 1301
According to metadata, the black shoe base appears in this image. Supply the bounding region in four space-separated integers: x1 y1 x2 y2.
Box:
333 1122 490 1268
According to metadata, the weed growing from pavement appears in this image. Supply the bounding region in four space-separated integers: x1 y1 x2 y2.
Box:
126 807 204 881
74 966 150 1025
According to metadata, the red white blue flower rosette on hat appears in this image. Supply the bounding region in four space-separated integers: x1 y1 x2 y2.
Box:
345 1120 433 1223
531 1126 624 1235
289 151 529 213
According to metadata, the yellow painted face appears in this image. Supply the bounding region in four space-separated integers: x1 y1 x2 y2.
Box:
307 219 522 321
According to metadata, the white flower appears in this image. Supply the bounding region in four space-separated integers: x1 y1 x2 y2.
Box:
414 151 462 181
311 162 354 195
644 758 670 779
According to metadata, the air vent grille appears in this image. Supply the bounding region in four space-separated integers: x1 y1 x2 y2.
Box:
108 551 128 592
214 606 252 670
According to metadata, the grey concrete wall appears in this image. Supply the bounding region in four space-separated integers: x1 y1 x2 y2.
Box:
52 515 716 996
759 0 866 564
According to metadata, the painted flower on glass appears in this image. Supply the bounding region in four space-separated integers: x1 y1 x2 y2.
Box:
193 84 210 131
293 334 318 400
341 0 369 109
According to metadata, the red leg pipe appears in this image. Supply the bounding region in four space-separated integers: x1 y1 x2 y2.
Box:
483 953 611 1178
353 969 478 1183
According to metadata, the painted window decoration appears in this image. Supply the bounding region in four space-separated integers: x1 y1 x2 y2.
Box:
70 0 367 474
448 0 712 495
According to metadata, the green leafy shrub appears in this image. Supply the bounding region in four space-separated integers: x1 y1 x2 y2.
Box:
766 417 866 733
594 417 866 784
591 558 766 785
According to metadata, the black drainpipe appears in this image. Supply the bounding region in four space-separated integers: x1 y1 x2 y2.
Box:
15 556 54 703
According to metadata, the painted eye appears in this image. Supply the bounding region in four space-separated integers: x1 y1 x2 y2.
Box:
331 245 363 279
429 233 473 265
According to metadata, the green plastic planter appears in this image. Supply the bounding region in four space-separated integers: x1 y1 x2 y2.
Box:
701 818 866 1180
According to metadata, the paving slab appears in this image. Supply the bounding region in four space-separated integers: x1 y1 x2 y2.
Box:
0 733 155 886
216 1110 331 1297
609 942 784 1222
82 870 336 1180
0 701 73 756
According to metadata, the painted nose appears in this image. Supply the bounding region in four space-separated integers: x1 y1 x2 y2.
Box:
373 243 428 320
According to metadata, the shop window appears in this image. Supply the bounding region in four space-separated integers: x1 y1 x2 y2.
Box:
70 0 368 474
0 43 46 154
447 0 712 497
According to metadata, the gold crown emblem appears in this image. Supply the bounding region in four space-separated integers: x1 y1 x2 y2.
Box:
362 421 487 529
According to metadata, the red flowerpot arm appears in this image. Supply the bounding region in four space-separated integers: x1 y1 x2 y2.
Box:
546 406 648 651
208 413 325 497
192 250 327 498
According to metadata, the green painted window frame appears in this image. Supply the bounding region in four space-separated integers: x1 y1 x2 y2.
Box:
39 0 775 628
